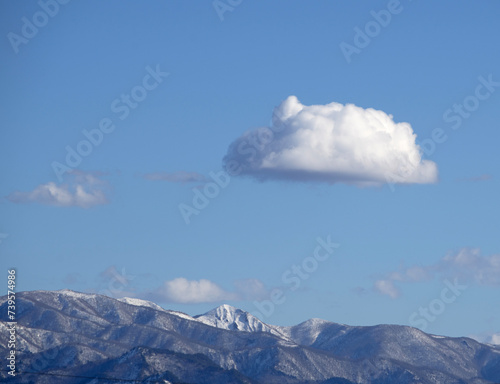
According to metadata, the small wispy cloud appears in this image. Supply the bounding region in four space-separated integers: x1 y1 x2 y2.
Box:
373 248 500 298
143 277 268 304
458 174 492 182
62 272 85 285
142 171 207 184
489 333 500 345
374 280 400 299
89 266 137 298
87 267 268 305
6 170 109 208
150 278 237 304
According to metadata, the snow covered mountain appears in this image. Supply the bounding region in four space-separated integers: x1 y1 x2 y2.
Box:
193 304 290 339
1 290 499 383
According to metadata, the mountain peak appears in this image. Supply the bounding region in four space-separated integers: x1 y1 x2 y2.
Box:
193 304 295 341
194 304 252 330
193 304 285 338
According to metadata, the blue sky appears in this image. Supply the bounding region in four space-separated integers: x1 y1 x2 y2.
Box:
1 1 499 343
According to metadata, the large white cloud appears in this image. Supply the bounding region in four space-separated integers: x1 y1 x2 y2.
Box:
223 96 438 186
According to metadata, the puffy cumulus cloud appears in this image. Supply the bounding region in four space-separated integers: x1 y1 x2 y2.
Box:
7 170 109 209
153 278 237 304
373 248 500 298
223 96 438 186
142 171 207 184
146 277 268 304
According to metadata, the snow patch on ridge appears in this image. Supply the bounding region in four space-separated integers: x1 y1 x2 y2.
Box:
118 297 166 312
165 310 197 321
57 289 98 300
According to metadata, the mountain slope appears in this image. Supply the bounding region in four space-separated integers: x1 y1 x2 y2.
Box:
1 290 499 384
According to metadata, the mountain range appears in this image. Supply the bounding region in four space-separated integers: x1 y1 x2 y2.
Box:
1 290 499 383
